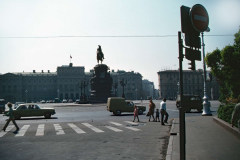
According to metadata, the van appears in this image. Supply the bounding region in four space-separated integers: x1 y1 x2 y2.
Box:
107 97 146 116
176 94 203 112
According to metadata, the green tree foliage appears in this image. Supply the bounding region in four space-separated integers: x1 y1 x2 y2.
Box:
205 28 240 102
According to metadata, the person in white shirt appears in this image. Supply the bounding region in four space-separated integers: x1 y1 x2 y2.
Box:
160 98 169 125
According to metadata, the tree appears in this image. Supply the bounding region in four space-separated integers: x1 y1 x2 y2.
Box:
205 28 240 102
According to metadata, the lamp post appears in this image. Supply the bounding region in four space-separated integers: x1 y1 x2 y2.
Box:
120 79 127 98
25 89 28 103
82 80 88 102
114 82 118 97
57 89 59 99
201 30 212 116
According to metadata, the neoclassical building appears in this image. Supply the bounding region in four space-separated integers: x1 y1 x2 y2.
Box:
0 63 151 102
157 69 220 100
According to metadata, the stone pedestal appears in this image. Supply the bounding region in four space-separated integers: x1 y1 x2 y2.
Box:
90 64 113 103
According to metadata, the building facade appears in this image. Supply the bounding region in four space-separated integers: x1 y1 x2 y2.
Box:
157 70 220 100
111 70 143 100
142 79 155 100
0 63 151 102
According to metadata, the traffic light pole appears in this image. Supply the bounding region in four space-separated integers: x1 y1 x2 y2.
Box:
201 32 212 116
178 31 186 160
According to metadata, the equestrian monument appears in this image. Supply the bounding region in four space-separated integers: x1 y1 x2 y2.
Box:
90 45 113 103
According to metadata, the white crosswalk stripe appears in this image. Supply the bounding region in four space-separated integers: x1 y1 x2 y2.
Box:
105 126 123 132
124 121 139 125
15 125 30 137
68 123 86 134
82 123 104 133
0 121 142 138
125 127 141 131
54 124 65 135
109 121 123 126
110 121 141 131
36 124 45 136
0 125 14 137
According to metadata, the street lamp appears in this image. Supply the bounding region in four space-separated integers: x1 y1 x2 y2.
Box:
57 89 60 99
120 79 127 98
201 28 212 116
114 81 118 97
25 89 28 103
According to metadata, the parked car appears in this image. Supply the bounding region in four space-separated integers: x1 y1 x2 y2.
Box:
62 99 67 103
107 97 146 116
75 99 80 104
0 99 6 113
54 98 61 103
176 94 203 112
40 100 46 103
4 103 56 119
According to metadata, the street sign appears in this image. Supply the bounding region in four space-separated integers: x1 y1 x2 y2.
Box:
190 4 209 32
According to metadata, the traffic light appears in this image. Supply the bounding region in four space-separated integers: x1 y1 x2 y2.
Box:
185 48 201 61
188 60 196 70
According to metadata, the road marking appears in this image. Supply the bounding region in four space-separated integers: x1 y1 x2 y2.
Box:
167 109 178 112
0 125 14 137
105 126 123 132
124 121 139 125
68 123 86 134
110 121 141 131
36 124 45 136
82 123 104 133
125 127 141 131
15 125 30 137
109 121 123 126
54 124 65 135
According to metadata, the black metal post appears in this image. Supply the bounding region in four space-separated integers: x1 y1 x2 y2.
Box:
178 31 186 160
120 79 127 98
83 81 88 102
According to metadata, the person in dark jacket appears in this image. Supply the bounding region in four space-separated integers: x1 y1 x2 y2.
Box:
148 99 155 122
2 102 19 132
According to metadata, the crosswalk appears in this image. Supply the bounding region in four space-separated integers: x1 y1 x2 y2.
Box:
0 121 141 138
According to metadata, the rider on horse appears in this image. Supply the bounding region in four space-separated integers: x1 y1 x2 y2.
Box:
97 45 104 64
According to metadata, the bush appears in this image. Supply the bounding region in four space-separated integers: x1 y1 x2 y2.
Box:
218 104 238 127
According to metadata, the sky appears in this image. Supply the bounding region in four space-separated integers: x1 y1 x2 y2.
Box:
0 0 240 89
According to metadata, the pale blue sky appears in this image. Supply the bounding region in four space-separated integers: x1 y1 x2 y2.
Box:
0 0 240 88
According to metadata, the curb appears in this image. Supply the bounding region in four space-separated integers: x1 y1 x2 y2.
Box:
166 119 177 160
213 116 240 140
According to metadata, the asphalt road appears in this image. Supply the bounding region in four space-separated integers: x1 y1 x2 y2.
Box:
0 100 220 160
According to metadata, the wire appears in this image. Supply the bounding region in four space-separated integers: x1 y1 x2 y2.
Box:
0 34 234 39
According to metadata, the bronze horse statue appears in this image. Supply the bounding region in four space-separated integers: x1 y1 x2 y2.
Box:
97 45 104 64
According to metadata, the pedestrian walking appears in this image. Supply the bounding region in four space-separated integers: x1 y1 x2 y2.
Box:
133 105 139 122
231 103 240 130
2 102 19 132
155 109 160 122
148 99 155 122
160 98 169 125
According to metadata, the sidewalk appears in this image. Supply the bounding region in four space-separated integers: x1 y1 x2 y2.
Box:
167 116 240 160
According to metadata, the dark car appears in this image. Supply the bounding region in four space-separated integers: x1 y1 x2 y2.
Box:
4 103 56 119
176 94 203 112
